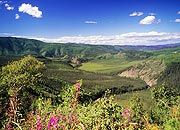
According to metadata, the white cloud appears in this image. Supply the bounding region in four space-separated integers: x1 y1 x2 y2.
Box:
0 1 7 4
18 3 42 18
13 31 180 45
5 3 14 10
15 14 20 19
139 15 156 25
85 21 97 24
177 11 180 14
129 11 143 16
149 13 156 16
0 32 14 36
175 19 180 23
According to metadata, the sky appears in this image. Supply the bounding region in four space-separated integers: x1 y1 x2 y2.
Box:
0 0 180 45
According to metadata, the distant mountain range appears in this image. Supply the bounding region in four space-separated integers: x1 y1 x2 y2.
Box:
0 37 180 58
117 43 180 51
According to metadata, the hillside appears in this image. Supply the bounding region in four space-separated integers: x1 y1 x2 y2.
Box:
1 37 179 59
0 37 45 56
1 37 180 88
79 50 152 74
0 37 121 59
158 62 180 91
118 47 180 87
119 59 166 86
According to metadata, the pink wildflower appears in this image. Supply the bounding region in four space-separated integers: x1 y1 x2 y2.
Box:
75 83 81 91
47 116 59 130
6 123 13 130
122 108 131 119
60 125 65 130
36 115 42 130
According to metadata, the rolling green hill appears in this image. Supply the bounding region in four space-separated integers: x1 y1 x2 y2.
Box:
0 36 180 93
0 37 122 59
0 37 45 56
79 56 144 74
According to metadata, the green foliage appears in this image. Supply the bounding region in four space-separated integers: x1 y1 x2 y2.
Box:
78 93 123 129
0 56 21 66
0 55 45 128
0 78 179 130
123 50 153 60
0 55 45 95
151 85 178 106
150 85 180 129
164 118 180 130
44 60 147 96
19 82 179 130
130 97 145 124
22 84 125 130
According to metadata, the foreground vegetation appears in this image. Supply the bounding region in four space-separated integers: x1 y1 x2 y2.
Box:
0 56 179 130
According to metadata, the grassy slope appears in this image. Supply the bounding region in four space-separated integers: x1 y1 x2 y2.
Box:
79 50 152 74
44 61 147 93
79 56 144 74
152 47 180 63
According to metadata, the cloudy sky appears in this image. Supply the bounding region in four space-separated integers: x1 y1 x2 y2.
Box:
0 0 180 45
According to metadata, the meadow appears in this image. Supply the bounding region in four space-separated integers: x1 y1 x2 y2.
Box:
79 58 143 74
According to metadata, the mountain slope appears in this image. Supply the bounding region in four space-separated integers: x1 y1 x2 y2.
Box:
0 37 44 55
119 59 166 86
118 48 180 87
158 62 180 90
1 37 180 58
0 37 122 58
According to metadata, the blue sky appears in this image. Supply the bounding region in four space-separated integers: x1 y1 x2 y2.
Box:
0 0 180 45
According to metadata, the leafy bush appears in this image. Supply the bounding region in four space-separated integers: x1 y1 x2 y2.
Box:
0 55 45 129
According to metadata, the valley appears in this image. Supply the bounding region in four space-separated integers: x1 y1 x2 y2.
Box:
0 37 180 92
0 37 179 129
